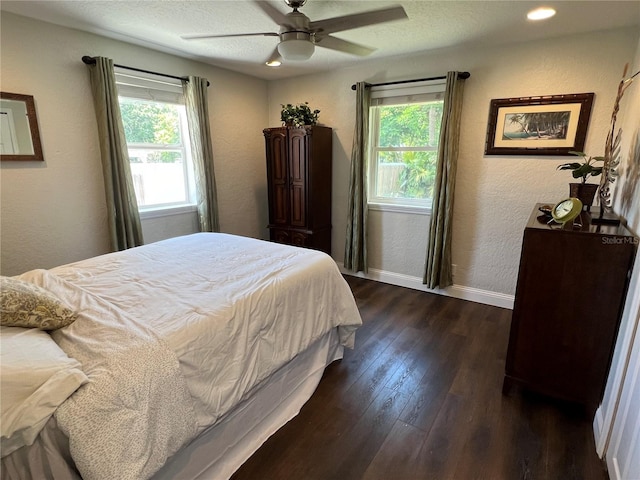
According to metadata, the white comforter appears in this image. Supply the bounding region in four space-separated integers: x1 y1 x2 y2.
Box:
19 233 362 480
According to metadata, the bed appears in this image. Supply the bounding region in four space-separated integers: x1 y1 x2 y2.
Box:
0 233 362 480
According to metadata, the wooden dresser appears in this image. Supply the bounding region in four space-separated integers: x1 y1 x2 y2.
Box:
503 204 636 414
263 126 332 255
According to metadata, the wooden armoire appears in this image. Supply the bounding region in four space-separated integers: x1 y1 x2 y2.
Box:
263 126 332 255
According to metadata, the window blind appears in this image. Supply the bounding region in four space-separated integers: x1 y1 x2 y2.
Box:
370 79 445 106
115 68 184 103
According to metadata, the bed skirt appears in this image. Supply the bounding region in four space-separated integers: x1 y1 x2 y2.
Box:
153 327 343 479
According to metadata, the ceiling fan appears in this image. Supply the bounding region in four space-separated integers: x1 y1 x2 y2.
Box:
181 0 408 65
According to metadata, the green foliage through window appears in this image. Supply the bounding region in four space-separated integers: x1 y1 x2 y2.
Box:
379 102 443 148
119 99 181 146
371 101 443 204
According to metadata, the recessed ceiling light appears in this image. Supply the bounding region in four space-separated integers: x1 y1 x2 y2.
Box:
527 7 556 21
266 60 281 67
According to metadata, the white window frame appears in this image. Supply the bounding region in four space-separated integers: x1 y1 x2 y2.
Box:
367 80 446 214
116 69 196 217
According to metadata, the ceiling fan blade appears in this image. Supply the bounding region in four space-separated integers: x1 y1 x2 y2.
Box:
314 35 375 56
254 0 289 26
181 32 279 40
310 5 407 35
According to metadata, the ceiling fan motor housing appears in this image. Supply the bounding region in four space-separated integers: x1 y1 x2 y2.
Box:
278 31 314 60
277 8 315 60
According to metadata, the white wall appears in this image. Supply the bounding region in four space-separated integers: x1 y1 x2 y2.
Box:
0 12 269 276
266 27 639 297
594 35 640 479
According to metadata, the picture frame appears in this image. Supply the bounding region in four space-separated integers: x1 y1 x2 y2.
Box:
0 91 44 161
484 92 594 156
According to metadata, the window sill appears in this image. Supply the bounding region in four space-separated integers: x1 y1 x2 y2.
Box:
368 203 431 216
139 204 197 220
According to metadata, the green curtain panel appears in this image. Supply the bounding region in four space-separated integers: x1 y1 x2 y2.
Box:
344 82 370 273
86 57 143 251
424 71 466 289
183 77 220 233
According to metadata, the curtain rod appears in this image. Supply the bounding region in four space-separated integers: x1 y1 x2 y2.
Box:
350 72 470 91
81 56 210 86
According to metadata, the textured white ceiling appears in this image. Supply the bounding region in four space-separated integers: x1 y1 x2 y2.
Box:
2 0 639 80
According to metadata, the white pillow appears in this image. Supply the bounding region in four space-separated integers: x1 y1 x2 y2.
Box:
1 326 88 456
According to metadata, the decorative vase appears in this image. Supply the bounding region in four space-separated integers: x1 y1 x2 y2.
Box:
569 183 599 212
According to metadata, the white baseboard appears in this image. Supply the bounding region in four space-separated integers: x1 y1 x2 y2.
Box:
337 264 514 310
593 406 607 458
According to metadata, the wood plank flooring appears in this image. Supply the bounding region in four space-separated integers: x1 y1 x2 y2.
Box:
232 276 608 480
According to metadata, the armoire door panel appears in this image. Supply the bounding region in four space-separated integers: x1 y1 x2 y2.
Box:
273 184 289 225
265 129 289 225
270 133 287 182
288 130 307 228
288 131 307 183
290 185 305 226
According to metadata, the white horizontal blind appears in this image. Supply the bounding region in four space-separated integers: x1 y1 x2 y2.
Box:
115 68 184 103
370 79 445 106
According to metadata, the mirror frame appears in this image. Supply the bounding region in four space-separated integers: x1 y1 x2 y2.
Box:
1 92 44 161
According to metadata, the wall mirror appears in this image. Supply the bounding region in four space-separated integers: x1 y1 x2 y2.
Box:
1 92 44 161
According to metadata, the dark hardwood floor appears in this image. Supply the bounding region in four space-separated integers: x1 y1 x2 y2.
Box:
232 276 608 480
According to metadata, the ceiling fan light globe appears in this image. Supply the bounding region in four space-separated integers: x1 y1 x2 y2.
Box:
278 38 315 61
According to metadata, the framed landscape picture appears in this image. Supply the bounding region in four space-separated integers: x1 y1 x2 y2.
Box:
484 92 594 156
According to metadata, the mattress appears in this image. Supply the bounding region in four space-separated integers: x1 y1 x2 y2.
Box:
1 233 362 480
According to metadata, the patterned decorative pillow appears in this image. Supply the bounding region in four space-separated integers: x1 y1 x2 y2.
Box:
0 277 77 330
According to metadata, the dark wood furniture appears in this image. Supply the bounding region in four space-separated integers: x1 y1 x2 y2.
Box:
503 204 636 414
263 126 332 255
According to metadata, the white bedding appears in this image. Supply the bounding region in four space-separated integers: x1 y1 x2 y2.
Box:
17 233 362 479
0 327 88 457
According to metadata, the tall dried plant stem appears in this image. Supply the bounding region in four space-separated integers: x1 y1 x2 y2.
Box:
599 64 639 215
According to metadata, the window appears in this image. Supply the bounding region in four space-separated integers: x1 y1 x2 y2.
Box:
116 70 195 212
368 81 445 211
